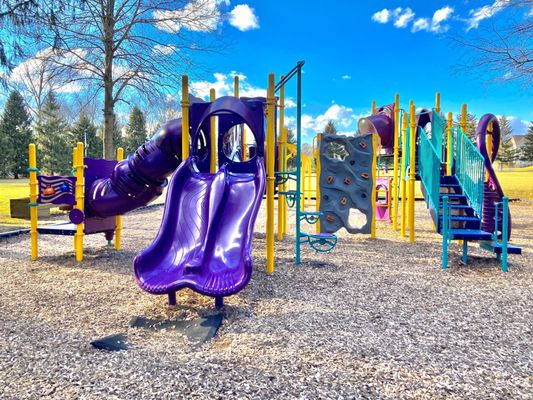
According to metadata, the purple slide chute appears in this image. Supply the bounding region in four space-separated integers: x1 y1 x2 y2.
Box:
476 114 512 239
134 96 266 302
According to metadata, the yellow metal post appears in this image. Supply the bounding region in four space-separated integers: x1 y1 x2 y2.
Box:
446 112 453 176
400 114 408 237
315 134 322 233
74 142 85 262
392 93 400 231
371 133 378 239
277 76 286 241
460 104 467 134
435 92 441 114
210 88 217 173
371 100 376 115
28 144 38 260
114 147 124 250
181 75 190 160
408 101 416 243
266 73 276 274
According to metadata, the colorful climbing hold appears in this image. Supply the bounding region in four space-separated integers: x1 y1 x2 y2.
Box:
361 173 369 179
343 177 351 185
327 175 333 184
43 185 55 196
340 197 347 205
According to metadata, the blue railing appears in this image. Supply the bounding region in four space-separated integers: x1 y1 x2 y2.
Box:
455 126 485 218
418 126 441 212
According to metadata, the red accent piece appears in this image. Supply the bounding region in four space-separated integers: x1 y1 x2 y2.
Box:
326 215 334 222
43 185 55 196
343 178 351 185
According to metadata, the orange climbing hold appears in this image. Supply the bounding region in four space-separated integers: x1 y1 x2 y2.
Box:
327 175 333 184
361 173 369 179
43 185 56 196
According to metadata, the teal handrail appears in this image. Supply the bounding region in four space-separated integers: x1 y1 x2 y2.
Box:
455 127 484 219
431 110 445 162
418 126 441 213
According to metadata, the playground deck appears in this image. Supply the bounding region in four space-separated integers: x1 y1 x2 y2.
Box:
0 201 531 399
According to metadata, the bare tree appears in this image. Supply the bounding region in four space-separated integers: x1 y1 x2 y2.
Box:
451 1 533 88
20 0 224 159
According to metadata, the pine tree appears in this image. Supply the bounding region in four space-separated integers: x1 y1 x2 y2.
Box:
70 113 102 159
34 92 72 175
521 122 533 163
0 91 32 178
124 106 147 155
497 116 520 170
456 113 478 142
323 120 347 159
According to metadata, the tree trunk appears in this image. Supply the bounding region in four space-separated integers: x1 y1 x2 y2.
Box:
102 0 116 160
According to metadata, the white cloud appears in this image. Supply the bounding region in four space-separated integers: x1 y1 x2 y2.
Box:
412 18 430 32
394 8 415 28
189 71 266 99
153 44 177 55
298 104 360 136
466 0 510 31
229 4 259 31
412 6 454 33
341 74 351 80
153 0 222 33
372 8 390 24
372 5 453 33
284 98 296 108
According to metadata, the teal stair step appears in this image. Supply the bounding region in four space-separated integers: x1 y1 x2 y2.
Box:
440 193 466 199
438 215 480 223
439 204 473 211
447 229 492 240
479 241 522 255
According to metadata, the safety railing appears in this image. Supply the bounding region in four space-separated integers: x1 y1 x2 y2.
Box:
418 126 441 212
455 126 485 218
431 109 446 162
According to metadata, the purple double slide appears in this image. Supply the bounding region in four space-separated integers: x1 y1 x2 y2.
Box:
85 96 266 305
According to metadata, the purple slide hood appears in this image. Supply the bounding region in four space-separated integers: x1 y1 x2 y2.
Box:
86 119 183 218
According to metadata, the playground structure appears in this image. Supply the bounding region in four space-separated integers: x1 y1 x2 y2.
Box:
27 61 523 314
355 94 522 271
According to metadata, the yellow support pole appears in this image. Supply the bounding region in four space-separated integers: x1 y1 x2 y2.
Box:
435 92 441 114
74 142 85 262
315 134 322 233
408 101 416 243
460 104 467 134
371 100 376 115
266 73 276 275
400 114 408 237
392 93 400 231
181 75 190 160
371 133 378 239
28 144 38 260
210 88 217 173
277 76 286 241
446 112 453 176
114 147 124 250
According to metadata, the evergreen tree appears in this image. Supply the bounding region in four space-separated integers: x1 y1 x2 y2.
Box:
521 122 533 163
70 113 102 159
497 116 520 169
323 120 347 159
34 92 72 175
124 106 147 154
456 113 478 142
0 91 32 178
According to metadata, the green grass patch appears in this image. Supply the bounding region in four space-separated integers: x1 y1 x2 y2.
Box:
0 178 30 232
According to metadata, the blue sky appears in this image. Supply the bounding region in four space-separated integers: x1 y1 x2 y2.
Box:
189 0 532 138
